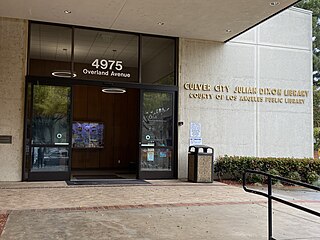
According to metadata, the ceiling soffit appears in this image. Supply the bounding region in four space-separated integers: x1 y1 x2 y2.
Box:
0 0 299 42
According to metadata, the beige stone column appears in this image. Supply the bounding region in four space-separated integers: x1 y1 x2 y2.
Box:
0 17 28 181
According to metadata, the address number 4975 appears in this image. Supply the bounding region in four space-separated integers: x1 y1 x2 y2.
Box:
92 59 123 71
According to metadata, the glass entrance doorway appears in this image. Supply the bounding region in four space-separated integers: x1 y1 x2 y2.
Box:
27 84 71 181
139 91 175 179
24 83 177 181
24 22 178 181
70 85 139 180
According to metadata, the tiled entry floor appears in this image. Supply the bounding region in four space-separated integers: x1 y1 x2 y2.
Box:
0 180 319 239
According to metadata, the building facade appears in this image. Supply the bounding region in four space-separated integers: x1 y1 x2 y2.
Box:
0 4 313 181
178 8 313 178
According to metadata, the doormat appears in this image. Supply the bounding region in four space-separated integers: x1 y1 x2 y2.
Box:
66 179 150 186
72 175 124 180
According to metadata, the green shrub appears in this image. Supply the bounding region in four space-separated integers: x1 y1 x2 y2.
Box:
267 169 280 184
247 173 265 184
214 156 320 183
306 171 320 184
267 169 280 176
287 171 302 181
286 171 301 185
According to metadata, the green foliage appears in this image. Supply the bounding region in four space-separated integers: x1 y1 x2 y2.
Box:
295 2 320 137
214 156 320 183
143 92 171 114
249 174 265 184
32 85 70 143
296 0 320 84
267 169 280 184
314 88 320 129
267 169 280 176
287 171 302 185
314 127 320 150
306 171 320 183
287 171 302 181
33 85 70 117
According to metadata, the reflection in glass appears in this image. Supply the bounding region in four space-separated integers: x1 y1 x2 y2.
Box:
142 92 173 146
74 28 138 82
29 23 72 77
141 36 175 85
32 85 71 145
28 23 176 86
141 92 173 171
140 148 172 171
31 147 69 172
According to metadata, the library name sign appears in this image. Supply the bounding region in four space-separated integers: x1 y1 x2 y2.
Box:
184 83 309 104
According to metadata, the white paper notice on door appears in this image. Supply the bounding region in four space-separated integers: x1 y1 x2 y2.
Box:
147 148 155 161
190 138 202 146
190 122 201 138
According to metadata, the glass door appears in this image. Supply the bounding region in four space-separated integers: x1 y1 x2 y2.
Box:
28 84 71 181
139 91 175 179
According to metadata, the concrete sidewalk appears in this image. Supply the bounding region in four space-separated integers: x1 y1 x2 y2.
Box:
0 180 319 239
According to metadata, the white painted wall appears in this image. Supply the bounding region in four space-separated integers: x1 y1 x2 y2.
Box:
178 8 313 178
0 17 28 181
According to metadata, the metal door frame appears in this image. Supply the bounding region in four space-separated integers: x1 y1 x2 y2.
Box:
26 81 73 181
138 89 177 179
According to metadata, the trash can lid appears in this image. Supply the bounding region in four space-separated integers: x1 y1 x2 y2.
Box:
189 145 213 153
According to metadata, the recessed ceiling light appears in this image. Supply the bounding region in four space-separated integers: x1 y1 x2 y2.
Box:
157 22 165 26
226 29 232 33
102 88 126 94
64 10 72 14
52 71 76 78
270 2 280 6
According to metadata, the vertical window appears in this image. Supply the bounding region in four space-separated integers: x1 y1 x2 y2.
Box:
29 24 72 77
141 36 175 85
140 92 174 171
74 29 139 82
31 85 71 172
32 85 71 145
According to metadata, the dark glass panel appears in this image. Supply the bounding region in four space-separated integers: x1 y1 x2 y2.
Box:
29 24 72 77
140 147 172 171
140 92 174 171
74 28 138 82
32 85 71 145
141 92 173 146
31 146 69 172
141 36 175 85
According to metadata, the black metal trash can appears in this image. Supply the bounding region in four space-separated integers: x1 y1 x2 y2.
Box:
188 145 214 183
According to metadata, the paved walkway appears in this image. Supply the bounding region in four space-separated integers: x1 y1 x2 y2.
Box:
0 180 319 239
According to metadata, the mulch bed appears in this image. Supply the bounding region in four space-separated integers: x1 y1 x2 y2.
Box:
218 179 308 190
219 180 243 186
0 213 9 236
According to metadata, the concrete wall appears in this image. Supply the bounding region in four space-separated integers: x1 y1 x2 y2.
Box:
178 8 313 178
0 17 28 181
